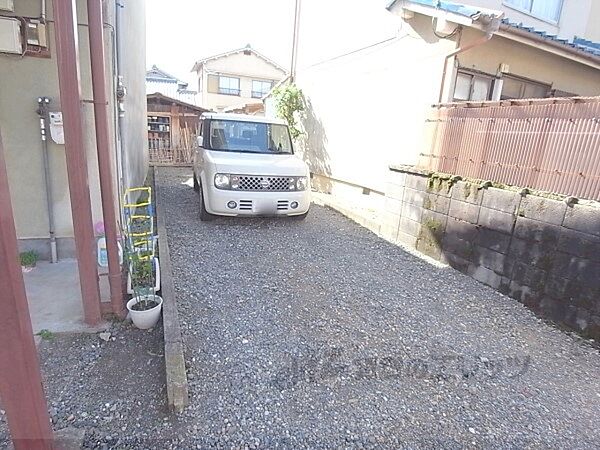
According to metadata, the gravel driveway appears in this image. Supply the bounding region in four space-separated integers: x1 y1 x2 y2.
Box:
158 167 600 449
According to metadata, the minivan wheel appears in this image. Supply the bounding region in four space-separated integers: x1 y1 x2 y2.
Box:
193 173 199 192
198 184 215 221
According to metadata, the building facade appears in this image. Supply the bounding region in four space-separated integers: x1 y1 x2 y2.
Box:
267 0 600 198
0 0 147 258
192 45 286 113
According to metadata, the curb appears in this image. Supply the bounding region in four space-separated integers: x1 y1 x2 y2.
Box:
153 166 189 413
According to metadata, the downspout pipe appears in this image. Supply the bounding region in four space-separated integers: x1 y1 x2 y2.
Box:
36 97 57 263
438 32 492 103
437 14 501 104
87 0 124 317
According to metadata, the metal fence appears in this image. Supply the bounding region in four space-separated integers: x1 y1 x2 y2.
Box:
418 97 600 200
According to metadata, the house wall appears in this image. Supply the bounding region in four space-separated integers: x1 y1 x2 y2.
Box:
464 0 595 41
118 0 148 191
585 0 600 42
197 51 285 112
455 28 600 97
0 0 146 259
288 1 456 194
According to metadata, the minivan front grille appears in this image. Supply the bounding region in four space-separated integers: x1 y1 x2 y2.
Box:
237 176 293 192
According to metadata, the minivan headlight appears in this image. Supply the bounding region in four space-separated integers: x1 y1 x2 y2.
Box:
214 173 230 189
296 176 308 191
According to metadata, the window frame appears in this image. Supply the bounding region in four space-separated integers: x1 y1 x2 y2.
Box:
452 69 495 102
500 73 551 100
502 0 563 25
251 79 273 99
217 76 241 96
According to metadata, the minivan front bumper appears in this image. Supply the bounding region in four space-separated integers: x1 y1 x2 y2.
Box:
204 188 311 216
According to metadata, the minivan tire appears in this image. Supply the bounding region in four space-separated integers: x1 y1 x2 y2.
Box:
193 173 199 192
198 182 215 221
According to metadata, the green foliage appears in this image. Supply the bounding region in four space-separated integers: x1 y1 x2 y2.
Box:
20 250 38 267
272 83 305 140
37 329 54 340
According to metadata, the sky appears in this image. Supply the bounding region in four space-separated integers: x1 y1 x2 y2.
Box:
145 0 296 87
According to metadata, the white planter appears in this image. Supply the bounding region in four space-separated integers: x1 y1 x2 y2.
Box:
127 295 163 329
127 257 161 294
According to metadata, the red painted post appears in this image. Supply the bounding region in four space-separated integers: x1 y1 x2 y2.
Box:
53 0 102 325
87 0 124 317
0 129 54 449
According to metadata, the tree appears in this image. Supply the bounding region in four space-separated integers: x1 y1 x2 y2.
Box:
272 83 304 140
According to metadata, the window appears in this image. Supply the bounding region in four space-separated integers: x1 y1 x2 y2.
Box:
209 120 293 154
501 75 550 100
453 70 493 102
504 0 563 23
251 80 272 98
218 76 240 96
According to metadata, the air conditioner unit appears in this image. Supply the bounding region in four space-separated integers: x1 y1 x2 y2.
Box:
0 0 14 12
0 17 22 54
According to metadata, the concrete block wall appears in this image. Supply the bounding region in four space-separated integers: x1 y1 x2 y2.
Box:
384 167 600 339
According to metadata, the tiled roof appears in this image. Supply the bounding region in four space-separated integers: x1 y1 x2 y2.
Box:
387 1 600 60
398 0 482 18
501 19 600 58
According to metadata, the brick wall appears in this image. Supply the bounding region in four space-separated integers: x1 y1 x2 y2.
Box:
383 166 600 338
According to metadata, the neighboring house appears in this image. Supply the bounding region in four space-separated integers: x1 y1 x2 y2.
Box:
146 65 200 106
269 0 600 197
192 44 286 113
147 93 209 164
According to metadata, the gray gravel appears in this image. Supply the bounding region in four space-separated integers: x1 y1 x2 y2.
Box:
0 321 170 449
157 167 600 449
4 165 597 449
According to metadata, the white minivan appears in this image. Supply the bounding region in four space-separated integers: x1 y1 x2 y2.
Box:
192 113 311 221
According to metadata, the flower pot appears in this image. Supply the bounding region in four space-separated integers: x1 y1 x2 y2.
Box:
127 295 163 329
127 257 161 294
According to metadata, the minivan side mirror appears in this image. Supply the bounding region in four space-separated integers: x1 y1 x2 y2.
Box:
197 136 203 147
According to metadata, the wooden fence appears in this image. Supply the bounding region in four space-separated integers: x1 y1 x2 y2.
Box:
418 97 600 200
148 120 196 165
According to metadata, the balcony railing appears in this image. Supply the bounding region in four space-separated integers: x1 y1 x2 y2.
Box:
218 87 240 96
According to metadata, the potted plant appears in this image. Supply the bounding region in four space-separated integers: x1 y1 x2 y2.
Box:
126 252 162 329
127 253 160 294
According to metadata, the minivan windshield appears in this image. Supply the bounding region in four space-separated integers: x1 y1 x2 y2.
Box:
208 120 293 154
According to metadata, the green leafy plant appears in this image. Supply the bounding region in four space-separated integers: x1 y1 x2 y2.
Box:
272 83 305 140
128 252 158 312
20 250 38 267
37 329 54 340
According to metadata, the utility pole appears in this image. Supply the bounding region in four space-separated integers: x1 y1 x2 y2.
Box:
0 128 54 449
290 0 302 81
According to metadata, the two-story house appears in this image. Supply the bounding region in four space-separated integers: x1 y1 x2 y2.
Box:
192 45 287 113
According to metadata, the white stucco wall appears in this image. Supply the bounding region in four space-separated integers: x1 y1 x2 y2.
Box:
284 1 456 193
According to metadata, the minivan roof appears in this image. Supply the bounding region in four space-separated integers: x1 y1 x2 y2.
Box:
201 112 287 125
